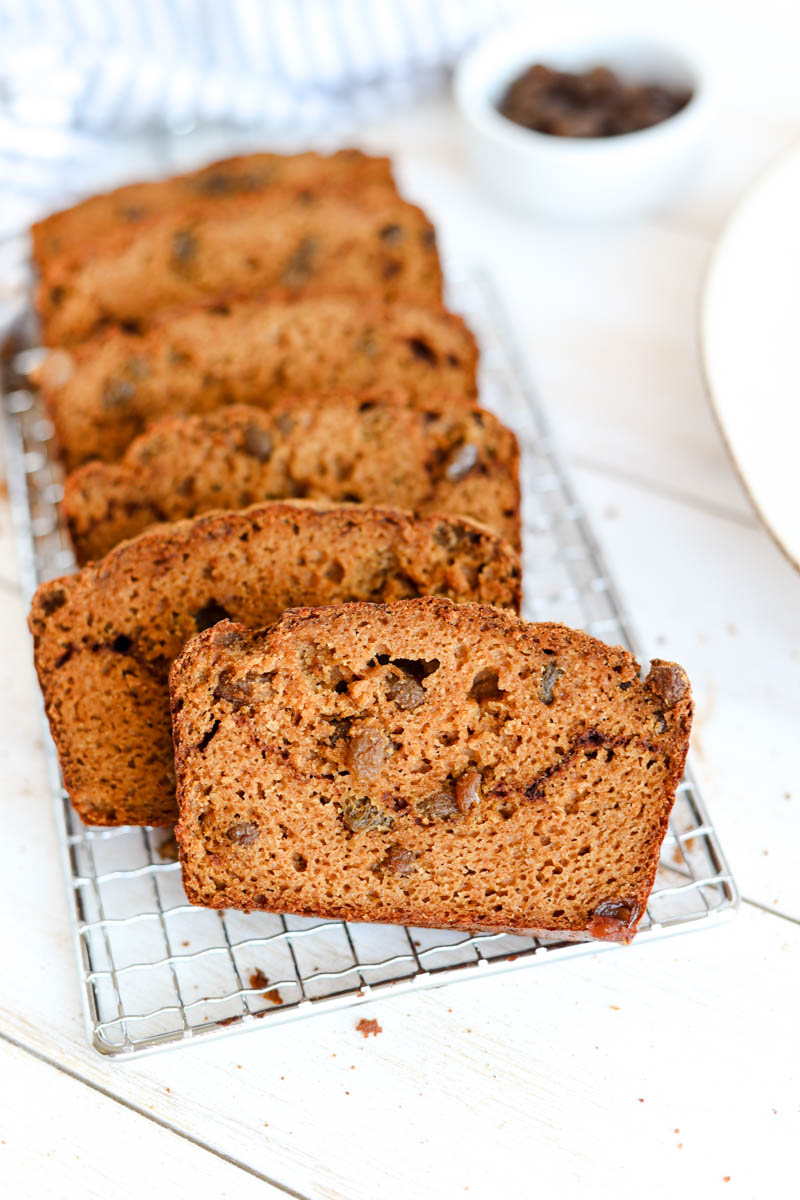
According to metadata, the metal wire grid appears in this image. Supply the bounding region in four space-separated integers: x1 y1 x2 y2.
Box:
2 269 739 1057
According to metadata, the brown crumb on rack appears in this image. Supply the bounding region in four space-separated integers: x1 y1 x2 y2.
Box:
610 1005 620 1011
723 1177 731 1183
248 969 281 1004
182 940 190 947
158 835 179 860
356 1017 383 1038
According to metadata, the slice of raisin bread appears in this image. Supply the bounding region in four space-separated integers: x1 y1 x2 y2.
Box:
29 504 521 828
35 186 442 345
63 397 520 563
35 293 478 468
170 597 692 942
32 150 396 264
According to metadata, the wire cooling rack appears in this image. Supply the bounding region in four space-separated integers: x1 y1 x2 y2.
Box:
2 268 739 1057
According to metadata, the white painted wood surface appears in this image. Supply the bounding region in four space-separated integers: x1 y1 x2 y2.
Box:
2 3 799 1196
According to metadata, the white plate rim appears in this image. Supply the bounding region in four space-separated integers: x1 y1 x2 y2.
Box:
700 138 800 574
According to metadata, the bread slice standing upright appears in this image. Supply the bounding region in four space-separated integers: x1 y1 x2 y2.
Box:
170 597 693 942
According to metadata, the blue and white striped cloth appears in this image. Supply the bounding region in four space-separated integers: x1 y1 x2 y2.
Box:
0 0 520 325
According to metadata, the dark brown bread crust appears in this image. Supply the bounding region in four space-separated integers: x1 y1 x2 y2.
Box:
171 598 692 942
32 150 396 264
35 185 442 345
63 397 520 563
35 293 478 468
29 504 521 827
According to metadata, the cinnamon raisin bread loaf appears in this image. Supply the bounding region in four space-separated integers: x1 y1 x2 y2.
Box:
35 293 477 468
29 504 521 827
32 150 395 264
170 598 692 942
36 187 442 345
64 397 520 563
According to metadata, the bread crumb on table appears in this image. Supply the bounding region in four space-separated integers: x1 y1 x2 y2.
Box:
356 1018 382 1038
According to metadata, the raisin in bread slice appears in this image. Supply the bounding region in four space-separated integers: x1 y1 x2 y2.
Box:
63 396 519 563
29 504 520 827
32 150 395 264
36 186 441 345
35 293 477 468
170 597 692 942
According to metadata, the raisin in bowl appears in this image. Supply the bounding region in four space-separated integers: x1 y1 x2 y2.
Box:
454 24 711 221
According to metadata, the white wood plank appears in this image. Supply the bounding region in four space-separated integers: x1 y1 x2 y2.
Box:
0 899 796 1200
0 1037 291 1200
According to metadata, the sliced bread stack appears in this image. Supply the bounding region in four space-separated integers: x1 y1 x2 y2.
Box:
27 149 689 942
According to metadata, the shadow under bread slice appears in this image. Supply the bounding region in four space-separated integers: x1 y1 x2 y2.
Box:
34 291 478 470
63 396 520 564
171 597 692 942
29 502 521 828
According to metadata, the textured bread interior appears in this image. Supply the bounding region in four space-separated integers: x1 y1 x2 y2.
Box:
36 186 442 345
28 505 521 827
63 396 519 562
32 149 396 262
171 598 692 941
37 293 478 469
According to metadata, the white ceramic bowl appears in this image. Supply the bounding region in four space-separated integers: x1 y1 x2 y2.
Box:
453 24 711 221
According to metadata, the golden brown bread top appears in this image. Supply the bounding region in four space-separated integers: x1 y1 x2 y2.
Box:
31 149 396 263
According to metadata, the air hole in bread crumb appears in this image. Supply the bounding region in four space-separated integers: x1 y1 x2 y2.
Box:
468 668 504 702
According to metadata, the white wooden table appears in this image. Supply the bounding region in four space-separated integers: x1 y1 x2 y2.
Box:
2 8 798 1197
